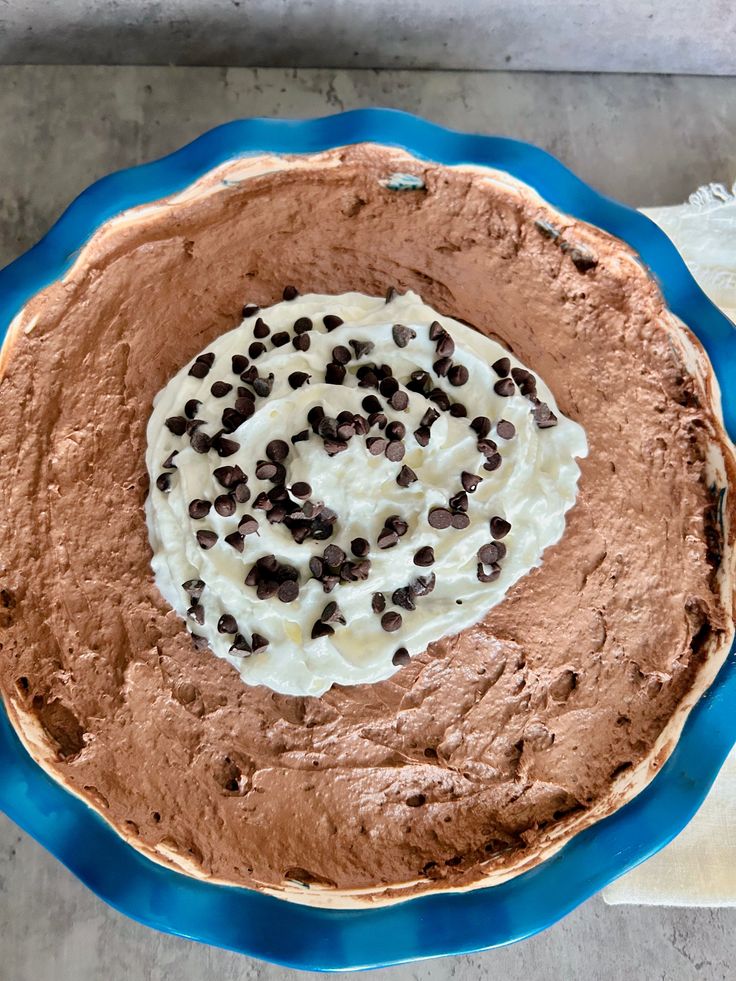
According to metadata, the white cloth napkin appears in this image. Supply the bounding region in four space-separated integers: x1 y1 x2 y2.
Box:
603 183 736 907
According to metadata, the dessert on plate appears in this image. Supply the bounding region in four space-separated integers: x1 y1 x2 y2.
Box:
0 144 734 907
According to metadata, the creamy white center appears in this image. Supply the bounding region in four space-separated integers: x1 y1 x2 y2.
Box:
145 291 587 696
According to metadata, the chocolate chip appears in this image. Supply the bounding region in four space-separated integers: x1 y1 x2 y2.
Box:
385 441 405 462
196 530 217 549
292 333 310 352
210 380 232 399
381 611 402 632
478 542 500 565
249 341 266 360
255 461 278 480
257 580 279 600
429 321 443 340
233 482 250 504
436 333 455 357
231 354 249 374
448 364 469 387
324 439 348 456
214 465 245 488
433 357 452 377
351 537 370 557
449 491 468 512
309 556 324 578
224 531 244 551
451 512 470 529
325 362 346 385
252 374 274 397
218 614 238 634
322 545 345 569
188 361 210 379
494 541 508 560
386 421 406 441
428 507 452 529
385 515 408 536
429 388 451 411
566 243 598 272
367 436 387 456
323 315 344 331
470 416 491 439
377 528 399 549
389 391 409 411
251 633 269 653
242 304 260 317
215 435 240 457
413 427 430 446
291 429 309 443
190 430 212 454
162 450 179 469
372 592 386 613
397 465 418 487
490 516 511 539
477 438 498 457
253 492 272 511
533 402 558 428
330 344 350 365
392 648 411 666
496 420 516 440
184 399 201 420
294 316 312 334
413 546 435 566
407 369 431 395
230 633 252 654
477 562 501 583
392 324 416 348
483 453 502 472
156 473 173 492
265 439 289 463
379 377 399 398
494 378 515 397
350 339 374 359
221 408 245 432
411 573 436 597
290 481 311 500
187 603 205 625
253 317 270 339
277 580 299 603
311 620 335 639
392 587 416 611
288 371 311 389
511 366 534 386
283 285 299 300
272 331 290 348
182 578 205 599
165 416 188 436
406 794 426 807
213 494 236 517
492 357 510 377
336 421 356 441
385 287 398 303
322 601 346 625
368 411 387 430
461 471 483 493
358 396 378 415
188 498 212 519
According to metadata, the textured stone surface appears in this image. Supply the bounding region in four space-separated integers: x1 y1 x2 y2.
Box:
0 1 735 74
1 65 736 979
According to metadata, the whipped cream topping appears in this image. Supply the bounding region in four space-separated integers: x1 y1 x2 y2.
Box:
145 291 587 695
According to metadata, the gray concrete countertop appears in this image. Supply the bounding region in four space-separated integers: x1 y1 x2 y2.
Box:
1 66 735 981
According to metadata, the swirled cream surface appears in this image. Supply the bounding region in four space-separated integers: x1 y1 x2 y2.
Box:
146 291 587 695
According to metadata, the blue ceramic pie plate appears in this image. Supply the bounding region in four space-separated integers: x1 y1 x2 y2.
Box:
1 109 735 970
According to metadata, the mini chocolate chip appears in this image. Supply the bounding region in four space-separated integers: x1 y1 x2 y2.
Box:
483 453 503 472
461 471 483 493
218 614 238 634
490 516 511 539
497 420 516 440
385 441 405 462
381 611 402 632
291 429 309 443
198 353 215 367
533 403 558 428
188 498 212 519
331 345 351 365
283 285 299 300
311 620 335 639
253 492 272 511
494 541 508 560
252 374 274 397
372 592 386 613
411 573 436 597
389 391 409 411
294 316 312 334
255 461 278 480
215 435 239 457
448 364 469 387
392 648 411 666
182 579 205 599
221 408 245 432
162 450 179 469
230 633 252 654
235 394 256 414
477 562 501 583
165 416 188 436
407 370 431 395
429 388 451 411
325 362 346 385
351 537 370 557
414 427 431 448
224 531 244 551
451 512 470 529
350 338 374 359
213 465 245 488
266 439 289 462
277 580 299 603
268 482 288 502
428 321 443 340
379 377 399 398
188 361 210 379
359 395 379 414
291 481 311 499
188 430 210 454
511 366 536 389
428 507 452 529
433 357 452 377
386 515 408 536
251 633 269 653
385 287 399 303
478 542 500 565
377 528 399 549
492 357 511 377
386 421 406 441
214 494 236 517
156 473 172 492
494 378 516 397
249 341 266 359
477 438 498 457
288 371 311 389
257 580 279 600
234 483 251 504
231 354 249 374
450 402 468 418
272 331 290 347
397 465 418 487
187 603 205 625
292 333 311 352
392 324 416 348
368 411 387 429
412 546 434 567
449 491 468 512
392 587 416 611
196 530 218 549
322 601 346 625
324 439 348 456
184 398 201 419
309 556 324 578
323 544 346 568
470 416 491 438
336 421 356 441
436 333 455 357
242 304 260 317
211 380 233 398
367 436 387 456
323 314 344 331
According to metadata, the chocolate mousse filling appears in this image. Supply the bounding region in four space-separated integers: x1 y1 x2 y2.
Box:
0 145 734 906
